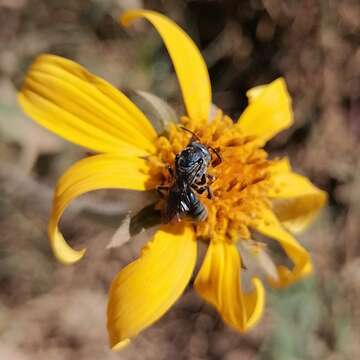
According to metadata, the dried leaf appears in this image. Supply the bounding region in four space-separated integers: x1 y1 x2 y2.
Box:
106 215 131 249
239 240 279 282
134 90 177 133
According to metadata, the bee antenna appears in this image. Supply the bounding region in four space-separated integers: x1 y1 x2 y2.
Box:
180 126 201 142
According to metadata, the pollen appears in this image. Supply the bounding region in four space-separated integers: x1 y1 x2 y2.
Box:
150 111 274 244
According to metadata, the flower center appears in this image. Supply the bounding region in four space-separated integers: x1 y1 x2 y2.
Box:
150 111 272 244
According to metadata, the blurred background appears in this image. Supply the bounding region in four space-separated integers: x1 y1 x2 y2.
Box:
0 0 359 359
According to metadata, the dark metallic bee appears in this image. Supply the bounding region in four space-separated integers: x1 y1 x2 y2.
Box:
158 127 221 223
164 182 208 223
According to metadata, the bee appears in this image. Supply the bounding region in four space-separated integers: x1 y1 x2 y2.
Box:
164 182 208 223
158 127 221 223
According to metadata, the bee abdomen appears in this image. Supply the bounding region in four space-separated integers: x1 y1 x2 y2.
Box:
190 200 208 222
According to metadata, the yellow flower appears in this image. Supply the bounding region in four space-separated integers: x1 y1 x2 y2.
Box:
17 9 326 350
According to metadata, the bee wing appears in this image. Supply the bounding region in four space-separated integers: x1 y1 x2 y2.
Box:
164 187 190 223
164 186 207 223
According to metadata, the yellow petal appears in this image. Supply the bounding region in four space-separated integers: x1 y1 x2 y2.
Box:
246 84 266 103
107 224 196 350
194 241 265 332
120 10 211 122
49 154 154 265
238 78 293 144
252 204 313 288
268 158 327 233
18 54 157 156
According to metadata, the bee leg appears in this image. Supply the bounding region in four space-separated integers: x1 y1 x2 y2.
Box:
209 146 222 167
206 186 213 199
193 184 214 199
166 165 174 178
192 183 204 194
196 173 207 186
206 173 215 184
157 185 169 198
